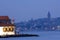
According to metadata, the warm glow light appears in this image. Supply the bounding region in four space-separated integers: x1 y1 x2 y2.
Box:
0 27 15 36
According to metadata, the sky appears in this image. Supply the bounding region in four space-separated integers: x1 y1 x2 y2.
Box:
0 0 60 22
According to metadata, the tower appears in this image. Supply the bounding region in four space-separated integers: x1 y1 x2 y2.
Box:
11 18 15 24
47 11 51 20
47 11 51 30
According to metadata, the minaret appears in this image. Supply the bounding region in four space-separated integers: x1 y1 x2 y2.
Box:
47 11 51 20
11 18 15 24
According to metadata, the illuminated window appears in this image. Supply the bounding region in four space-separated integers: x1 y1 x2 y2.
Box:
3 27 7 32
3 27 14 32
7 27 9 32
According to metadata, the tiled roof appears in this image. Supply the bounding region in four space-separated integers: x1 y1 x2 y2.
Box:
0 16 9 20
0 16 14 26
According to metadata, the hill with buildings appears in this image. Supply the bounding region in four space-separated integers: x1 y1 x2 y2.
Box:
15 12 60 31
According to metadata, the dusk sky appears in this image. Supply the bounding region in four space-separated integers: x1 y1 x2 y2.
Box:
0 0 60 22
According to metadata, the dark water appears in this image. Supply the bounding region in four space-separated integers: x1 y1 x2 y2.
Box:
0 31 60 40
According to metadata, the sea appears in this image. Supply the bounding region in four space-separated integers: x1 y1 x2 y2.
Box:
0 31 60 40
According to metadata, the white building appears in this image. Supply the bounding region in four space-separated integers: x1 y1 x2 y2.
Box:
0 16 15 36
